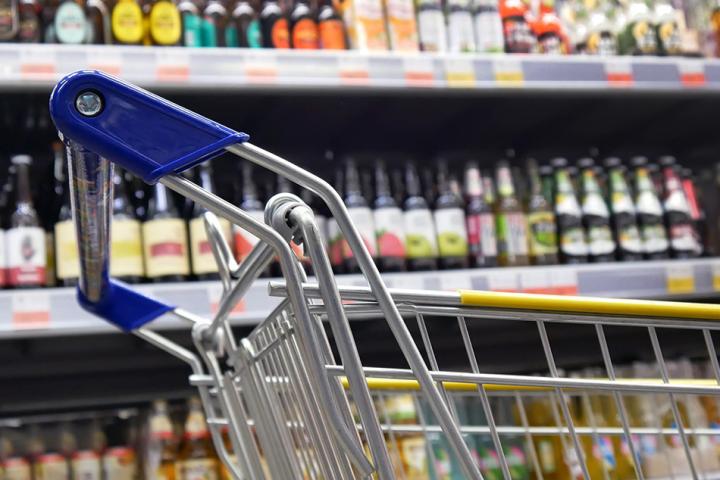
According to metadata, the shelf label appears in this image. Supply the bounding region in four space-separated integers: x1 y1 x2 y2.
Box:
493 58 523 85
338 55 370 85
208 285 245 316
605 59 633 86
403 56 435 87
440 272 471 291
12 291 50 328
666 264 695 294
19 49 56 80
713 262 720 291
87 50 122 77
549 269 578 295
488 271 519 292
679 59 706 86
445 58 475 87
155 50 190 82
520 269 552 294
243 53 278 83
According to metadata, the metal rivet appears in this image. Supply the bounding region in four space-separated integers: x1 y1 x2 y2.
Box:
75 91 102 116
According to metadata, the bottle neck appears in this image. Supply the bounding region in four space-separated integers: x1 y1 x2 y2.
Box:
374 165 392 198
405 166 421 197
555 169 574 194
581 169 600 195
153 182 174 214
663 166 682 193
496 166 515 197
345 163 362 196
15 163 33 207
199 166 214 193
464 167 482 197
528 167 542 195
635 167 655 193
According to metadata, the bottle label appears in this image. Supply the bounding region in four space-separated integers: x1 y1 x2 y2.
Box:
587 224 615 256
400 436 428 475
497 212 529 257
374 206 406 257
175 459 218 480
18 11 40 41
657 20 680 53
111 218 144 277
474 7 503 52
55 219 79 280
527 211 558 256
150 0 181 45
292 17 318 49
182 12 202 46
386 0 418 51
434 207 468 257
403 209 438 259
142 218 190 277
669 223 698 252
190 216 232 274
6 226 46 286
233 210 265 261
636 191 663 216
271 17 290 48
0 3 15 39
538 440 555 472
447 10 475 52
319 18 346 49
55 1 87 44
343 206 377 259
629 20 657 54
4 458 32 480
0 229 5 286
417 9 445 51
467 212 497 257
35 454 69 480
246 19 262 47
611 191 635 215
327 218 344 266
72 451 101 480
560 226 588 256
103 448 136 480
350 0 387 50
112 0 144 43
641 223 669 253
617 219 643 254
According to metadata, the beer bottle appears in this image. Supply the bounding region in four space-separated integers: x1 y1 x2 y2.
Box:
579 158 616 263
533 0 565 54
233 162 265 264
260 0 289 48
494 160 529 266
178 0 202 46
7 155 46 288
654 0 682 55
416 0 446 51
343 159 377 273
33 424 71 480
85 0 110 44
48 0 89 43
53 147 78 287
202 0 234 46
526 159 558 265
482 170 496 207
434 162 469 269
552 157 588 264
0 171 11 289
617 0 657 55
632 156 669 260
102 419 137 480
72 421 102 480
110 168 144 283
143 180 190 283
17 0 41 42
190 163 232 280
447 0 476 52
148 0 182 45
289 0 318 48
111 0 144 44
317 0 346 49
0 0 18 41
680 167 705 256
464 162 497 267
176 397 220 480
2 428 32 479
473 0 503 52
232 0 262 47
660 157 699 259
147 400 177 480
499 0 535 53
328 167 345 274
373 160 406 272
604 157 643 262
403 162 438 271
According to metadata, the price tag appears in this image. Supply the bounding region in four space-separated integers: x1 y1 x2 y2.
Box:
549 269 578 295
155 50 190 83
19 49 56 80
678 59 706 87
338 55 370 85
208 285 245 316
520 269 552 294
666 264 695 294
712 262 720 291
493 58 523 85
403 56 435 87
12 291 50 328
243 53 278 83
87 50 122 77
444 58 475 87
488 271 519 292
604 58 633 86
440 272 472 291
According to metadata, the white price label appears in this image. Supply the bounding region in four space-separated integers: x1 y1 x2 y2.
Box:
604 58 633 85
549 268 578 295
520 269 551 293
155 50 190 82
87 49 122 76
444 57 475 87
20 48 56 80
403 55 435 86
493 57 523 85
243 52 278 83
666 264 695 294
12 291 50 328
488 271 519 292
439 272 472 291
678 58 706 86
338 55 370 85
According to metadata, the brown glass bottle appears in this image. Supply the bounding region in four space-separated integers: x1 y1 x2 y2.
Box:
148 0 182 45
17 0 41 42
111 0 144 44
147 400 177 480
202 0 231 46
317 0 346 48
579 158 615 263
553 157 588 264
0 0 18 41
328 168 345 274
259 0 289 47
175 397 220 480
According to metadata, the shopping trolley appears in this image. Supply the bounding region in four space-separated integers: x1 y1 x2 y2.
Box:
50 70 720 480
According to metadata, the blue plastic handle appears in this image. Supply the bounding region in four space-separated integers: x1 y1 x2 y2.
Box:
50 70 249 184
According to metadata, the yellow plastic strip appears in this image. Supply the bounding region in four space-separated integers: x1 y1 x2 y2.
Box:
458 289 720 320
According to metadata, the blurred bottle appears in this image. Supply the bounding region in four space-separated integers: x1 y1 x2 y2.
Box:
342 0 388 50
579 158 615 263
233 162 265 265
343 159 377 273
526 159 558 265
290 0 319 49
176 397 219 480
660 157 700 259
317 0 346 48
373 160 406 272
148 0 182 45
632 157 670 260
416 0 445 51
142 181 190 283
111 0 144 44
447 0 476 52
72 421 102 480
499 0 535 53
328 167 345 274
495 160 529 266
654 0 682 55
0 0 18 41
32 423 71 480
553 157 588 264
178 0 202 46
385 0 419 51
7 155 46 288
146 400 177 480
618 0 657 54
103 418 137 480
46 0 88 44
110 167 144 283
202 0 234 46
605 157 643 261
232 0 262 47
434 162 469 270
260 0 290 47
85 0 110 44
403 162 438 271
533 0 566 54
680 167 706 256
464 162 497 268
584 0 618 55
473 0 503 52
1 428 32 480
17 0 41 42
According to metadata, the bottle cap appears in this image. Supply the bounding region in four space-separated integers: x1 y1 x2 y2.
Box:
658 155 677 166
577 157 595 169
10 155 32 166
550 157 567 168
603 157 621 168
630 156 648 167
539 165 553 175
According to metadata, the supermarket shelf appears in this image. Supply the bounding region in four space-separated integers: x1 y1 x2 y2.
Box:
1 257 719 339
2 44 720 92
